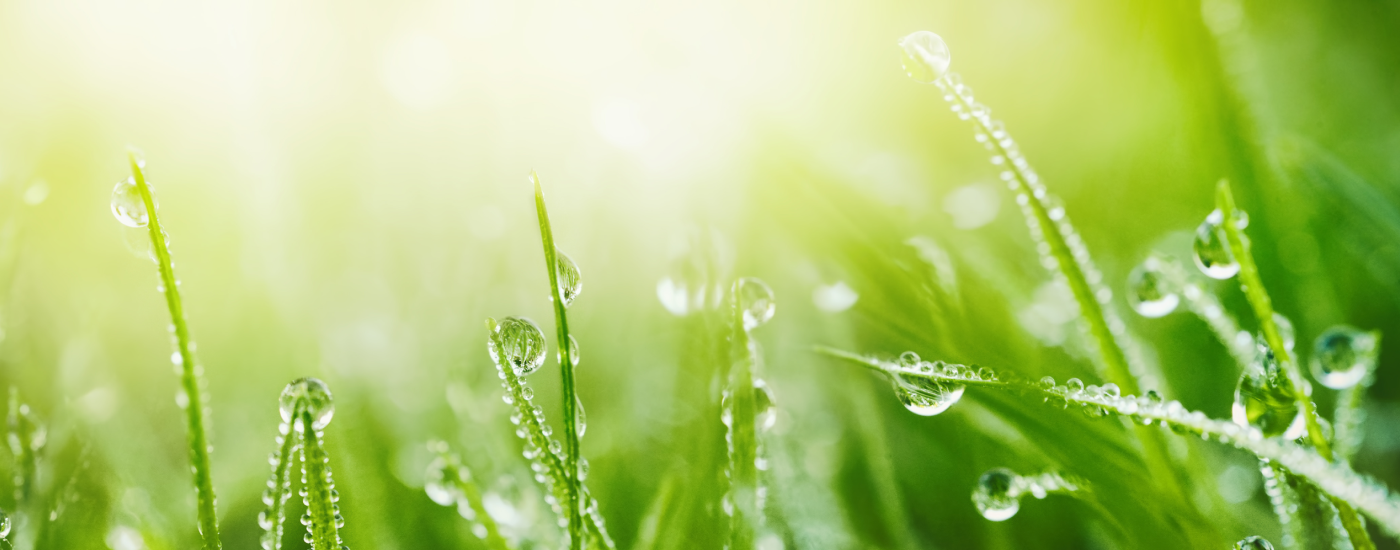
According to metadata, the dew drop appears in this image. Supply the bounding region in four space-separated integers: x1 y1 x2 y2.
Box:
489 317 548 376
1234 536 1274 550
279 377 335 431
555 249 582 307
1309 325 1378 389
972 468 1020 521
737 277 776 331
891 374 964 416
578 457 590 481
753 378 776 431
560 335 580 368
110 177 149 228
1127 256 1180 318
0 509 10 538
1231 338 1304 439
899 351 921 366
1272 313 1296 352
575 395 587 438
1065 378 1084 393
1192 210 1240 279
424 457 456 506
899 31 951 84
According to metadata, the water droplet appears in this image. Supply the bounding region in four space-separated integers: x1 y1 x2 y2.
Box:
1101 383 1120 398
1234 536 1274 550
575 395 587 438
1038 376 1055 389
0 509 10 537
279 377 335 431
1309 325 1378 389
1231 338 1304 439
560 335 580 368
1192 210 1240 279
424 457 456 506
899 351 921 366
521 387 535 401
1065 378 1084 393
891 374 964 416
1127 256 1180 318
1272 313 1295 352
754 378 776 431
471 523 488 539
555 249 582 307
110 177 149 228
899 31 951 84
578 457 590 481
737 277 776 330
489 317 547 376
972 468 1020 521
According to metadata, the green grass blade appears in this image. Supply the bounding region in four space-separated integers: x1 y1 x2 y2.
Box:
530 173 584 550
299 409 342 549
127 152 222 550
259 412 300 550
818 347 1400 541
726 280 759 550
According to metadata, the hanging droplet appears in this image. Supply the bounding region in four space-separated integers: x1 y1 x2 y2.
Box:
490 317 548 376
899 31 951 84
972 468 1020 521
555 249 582 307
1272 313 1295 352
110 177 149 228
1233 536 1274 550
575 395 587 438
0 509 10 538
753 378 776 431
1127 256 1180 318
279 377 335 431
1192 210 1240 279
578 457 590 481
891 374 964 416
1309 325 1378 389
737 277 776 331
424 457 457 506
559 335 580 368
1231 337 1304 439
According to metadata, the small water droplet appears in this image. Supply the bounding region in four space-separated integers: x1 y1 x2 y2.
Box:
972 468 1020 521
521 387 535 401
891 374 964 416
899 351 921 366
279 377 335 431
1309 325 1378 389
1234 536 1274 550
111 177 149 228
490 317 548 376
424 456 456 505
1127 256 1180 318
1271 313 1295 352
737 277 776 331
578 457 590 481
575 395 587 438
560 335 580 368
899 31 951 84
1065 378 1084 393
555 249 582 307
1192 210 1240 279
754 378 776 431
0 509 10 538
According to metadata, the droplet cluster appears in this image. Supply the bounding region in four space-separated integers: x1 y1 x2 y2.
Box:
971 468 1082 522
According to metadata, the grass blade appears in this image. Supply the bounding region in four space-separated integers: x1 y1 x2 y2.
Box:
126 152 222 550
299 409 342 549
726 280 759 550
258 410 299 550
530 172 584 550
425 442 513 550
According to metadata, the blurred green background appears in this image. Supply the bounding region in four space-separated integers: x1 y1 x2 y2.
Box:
1 0 1399 548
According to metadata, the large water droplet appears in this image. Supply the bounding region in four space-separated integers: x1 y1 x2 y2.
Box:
110 177 149 228
737 277 775 331
279 377 335 431
555 250 582 307
1192 210 1240 279
1127 256 1180 318
1234 536 1274 550
0 509 10 537
899 31 951 84
1309 325 1378 389
1231 338 1304 439
753 378 776 431
424 457 457 506
972 468 1020 521
490 317 548 376
891 374 964 416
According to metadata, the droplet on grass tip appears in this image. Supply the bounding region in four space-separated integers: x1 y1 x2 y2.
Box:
555 249 582 307
279 377 335 431
1192 210 1240 279
1310 325 1378 389
899 31 951 84
972 468 1019 521
1234 536 1274 550
737 277 776 331
110 177 149 228
1127 256 1180 318
489 316 547 376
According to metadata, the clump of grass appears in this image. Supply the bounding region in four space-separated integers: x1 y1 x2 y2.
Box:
110 151 221 549
423 440 512 550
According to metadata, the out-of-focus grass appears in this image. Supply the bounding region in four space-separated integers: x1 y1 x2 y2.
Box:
1 0 1399 548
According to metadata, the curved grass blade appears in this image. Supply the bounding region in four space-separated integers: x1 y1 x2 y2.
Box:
425 441 512 550
818 347 1400 541
530 173 584 549
126 152 222 550
258 411 299 550
299 408 343 549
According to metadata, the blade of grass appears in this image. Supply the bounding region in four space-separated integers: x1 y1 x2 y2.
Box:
431 446 511 550
1215 181 1376 550
258 411 299 550
128 152 222 550
299 409 342 549
727 280 758 550
818 347 1400 542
